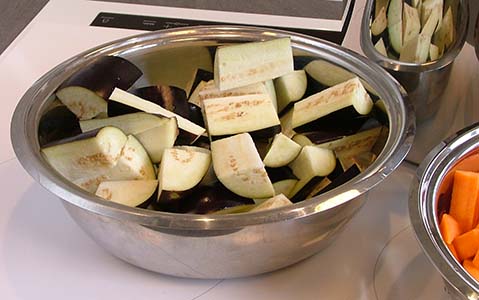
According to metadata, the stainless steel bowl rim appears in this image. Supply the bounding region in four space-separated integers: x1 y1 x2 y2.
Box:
360 0 469 73
410 122 479 298
11 25 415 230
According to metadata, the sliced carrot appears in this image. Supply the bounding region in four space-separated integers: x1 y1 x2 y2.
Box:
440 213 462 244
453 228 479 261
447 242 460 261
473 249 479 268
449 170 479 232
463 259 479 281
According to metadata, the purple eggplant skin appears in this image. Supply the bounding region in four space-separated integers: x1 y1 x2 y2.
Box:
294 56 317 70
302 72 329 99
293 106 369 134
188 103 205 127
316 164 361 196
191 135 210 150
291 176 326 203
58 56 142 100
266 166 297 183
130 85 190 119
38 105 81 147
189 69 214 97
153 189 196 213
137 187 159 209
327 159 344 181
210 124 282 142
182 183 255 214
40 128 101 148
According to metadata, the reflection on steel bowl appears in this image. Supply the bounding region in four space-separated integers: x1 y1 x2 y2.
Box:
10 26 414 279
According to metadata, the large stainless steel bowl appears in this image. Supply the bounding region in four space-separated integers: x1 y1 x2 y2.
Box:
410 122 479 299
10 26 414 279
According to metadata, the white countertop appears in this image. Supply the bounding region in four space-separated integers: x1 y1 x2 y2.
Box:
0 0 477 299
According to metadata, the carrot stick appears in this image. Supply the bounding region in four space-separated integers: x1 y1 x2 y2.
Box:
453 228 479 261
463 259 479 281
440 213 462 244
447 243 460 261
449 170 479 232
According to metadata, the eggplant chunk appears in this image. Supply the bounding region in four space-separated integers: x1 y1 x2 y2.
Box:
250 194 293 212
388 0 404 54
198 80 270 102
79 112 179 163
211 133 275 199
74 134 156 192
292 77 373 129
131 85 190 119
41 126 127 182
109 88 205 139
274 70 307 114
203 93 280 137
214 38 294 91
95 179 158 208
38 105 81 146
288 146 336 198
318 164 361 196
266 166 298 196
263 133 301 168
184 183 255 214
157 146 211 206
56 56 142 120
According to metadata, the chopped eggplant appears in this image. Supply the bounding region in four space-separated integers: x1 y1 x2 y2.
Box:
319 164 361 195
95 179 158 208
266 166 298 197
279 108 296 138
41 126 127 182
291 176 332 203
250 194 293 212
371 6 388 36
403 3 421 45
211 133 275 199
374 38 388 56
274 70 307 114
183 183 255 214
214 38 294 91
433 6 454 54
263 133 302 168
38 105 81 146
202 94 280 137
157 146 212 209
79 112 179 163
292 77 373 129
56 56 142 120
189 68 214 97
388 0 404 53
131 85 190 119
109 87 205 140
288 146 337 198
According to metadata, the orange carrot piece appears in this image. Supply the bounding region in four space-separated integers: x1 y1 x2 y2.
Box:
447 243 460 262
440 213 462 244
449 170 479 232
453 228 479 261
473 249 479 268
463 259 479 281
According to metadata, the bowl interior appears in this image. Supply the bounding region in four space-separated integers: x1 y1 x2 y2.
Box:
11 25 414 230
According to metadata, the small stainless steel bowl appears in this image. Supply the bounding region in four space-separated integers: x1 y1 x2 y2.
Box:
410 122 479 299
360 0 469 123
11 25 414 279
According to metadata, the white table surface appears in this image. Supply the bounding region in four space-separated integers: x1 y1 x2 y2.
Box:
0 0 477 299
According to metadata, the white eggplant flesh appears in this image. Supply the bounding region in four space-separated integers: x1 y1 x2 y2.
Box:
374 38 388 57
214 38 294 91
188 80 207 107
317 127 383 159
56 86 107 120
264 79 278 112
288 146 336 197
263 133 302 168
250 194 293 212
109 88 205 138
74 134 156 192
421 8 440 37
158 146 211 193
79 112 167 134
134 117 178 163
42 126 127 182
388 0 404 53
274 70 307 113
429 43 440 60
433 7 454 54
304 60 378 96
371 6 388 36
292 77 373 129
199 80 269 102
279 108 296 138
273 179 298 198
403 3 421 45
95 179 158 207
375 0 390 17
211 133 275 199
202 93 280 137
421 0 443 29
400 33 431 63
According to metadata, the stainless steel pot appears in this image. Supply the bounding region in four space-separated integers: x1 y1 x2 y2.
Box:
360 0 469 123
10 25 414 279
410 122 479 299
